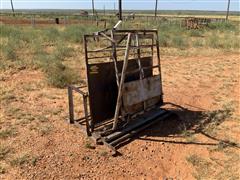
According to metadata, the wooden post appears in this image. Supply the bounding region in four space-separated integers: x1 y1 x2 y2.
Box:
112 33 131 130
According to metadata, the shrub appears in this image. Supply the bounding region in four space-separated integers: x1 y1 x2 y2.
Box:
36 55 78 88
43 27 60 43
159 33 171 47
45 62 78 88
54 44 74 60
207 35 223 48
0 25 21 38
193 39 204 47
2 40 17 60
208 22 236 31
189 29 204 37
171 36 189 49
62 25 99 43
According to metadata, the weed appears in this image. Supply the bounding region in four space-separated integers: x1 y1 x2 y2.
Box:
0 93 16 103
159 33 171 47
0 145 11 160
171 36 189 49
186 154 212 179
100 151 108 157
0 128 17 139
31 156 38 166
85 141 95 150
200 103 233 133
62 25 99 43
208 22 236 31
43 27 60 43
189 29 204 37
54 44 74 61
0 164 6 174
2 40 17 61
193 39 204 47
10 154 30 166
38 124 52 135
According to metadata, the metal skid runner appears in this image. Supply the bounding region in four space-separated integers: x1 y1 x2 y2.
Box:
68 29 172 153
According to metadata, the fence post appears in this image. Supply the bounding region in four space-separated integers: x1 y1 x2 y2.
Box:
31 15 35 27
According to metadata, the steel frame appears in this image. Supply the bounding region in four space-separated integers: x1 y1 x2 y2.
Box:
67 29 172 153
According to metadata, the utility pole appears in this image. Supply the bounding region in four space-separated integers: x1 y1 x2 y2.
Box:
226 0 231 21
155 0 158 19
104 5 105 16
10 0 15 16
119 0 122 20
114 2 116 13
92 0 95 16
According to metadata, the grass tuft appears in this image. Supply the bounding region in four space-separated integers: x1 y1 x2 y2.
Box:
0 128 17 139
0 145 11 160
10 154 30 167
0 164 6 174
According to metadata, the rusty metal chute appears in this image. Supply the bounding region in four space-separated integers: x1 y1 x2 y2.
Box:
67 28 172 153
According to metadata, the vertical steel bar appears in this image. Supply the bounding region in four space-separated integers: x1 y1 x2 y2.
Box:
83 35 94 131
112 33 132 130
155 31 163 102
111 30 120 87
68 86 74 124
135 33 146 110
83 96 91 136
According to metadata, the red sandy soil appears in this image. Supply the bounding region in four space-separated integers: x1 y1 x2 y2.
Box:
0 53 239 179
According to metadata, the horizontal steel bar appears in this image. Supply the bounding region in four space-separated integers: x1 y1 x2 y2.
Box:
118 65 159 76
68 85 88 97
105 108 167 143
110 112 172 147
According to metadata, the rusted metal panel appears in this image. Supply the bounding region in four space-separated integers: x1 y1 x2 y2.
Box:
123 75 162 107
87 57 153 125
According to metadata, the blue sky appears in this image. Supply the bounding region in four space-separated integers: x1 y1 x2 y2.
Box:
1 0 240 11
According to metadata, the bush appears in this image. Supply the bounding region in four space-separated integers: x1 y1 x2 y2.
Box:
0 25 21 38
45 62 78 88
2 40 17 60
62 25 99 43
193 39 204 47
189 29 204 37
43 27 60 43
208 22 236 31
171 36 189 49
53 44 74 60
207 35 223 48
35 54 78 88
159 33 171 47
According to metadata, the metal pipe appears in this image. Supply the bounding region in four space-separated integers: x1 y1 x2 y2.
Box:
119 0 122 20
112 33 132 130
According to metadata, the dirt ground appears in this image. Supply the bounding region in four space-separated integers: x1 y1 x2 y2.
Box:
0 53 239 179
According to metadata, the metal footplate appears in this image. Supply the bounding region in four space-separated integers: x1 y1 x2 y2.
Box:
72 107 172 154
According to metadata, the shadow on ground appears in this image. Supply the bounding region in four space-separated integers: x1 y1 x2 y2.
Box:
115 102 239 150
